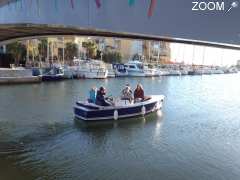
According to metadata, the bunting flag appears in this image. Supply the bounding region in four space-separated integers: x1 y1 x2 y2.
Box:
148 0 157 17
128 0 135 6
6 0 158 19
95 0 101 8
70 0 74 9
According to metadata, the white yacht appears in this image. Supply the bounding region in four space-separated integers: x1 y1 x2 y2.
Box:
106 64 116 78
143 64 159 77
70 59 108 79
113 64 128 77
124 60 145 77
124 61 158 77
158 68 170 76
63 65 74 79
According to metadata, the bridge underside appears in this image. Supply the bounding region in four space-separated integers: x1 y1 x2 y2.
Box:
1 24 240 50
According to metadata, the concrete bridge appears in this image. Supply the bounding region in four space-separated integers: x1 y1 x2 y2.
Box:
0 0 239 50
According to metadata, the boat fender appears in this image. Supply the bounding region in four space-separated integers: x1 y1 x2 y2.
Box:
114 110 118 120
141 106 146 116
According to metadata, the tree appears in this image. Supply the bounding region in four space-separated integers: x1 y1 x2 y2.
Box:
82 41 97 59
102 51 122 64
6 41 26 66
38 39 48 62
27 39 39 62
65 42 78 62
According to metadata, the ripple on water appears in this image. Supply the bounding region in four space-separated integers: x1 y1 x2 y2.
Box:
0 75 240 179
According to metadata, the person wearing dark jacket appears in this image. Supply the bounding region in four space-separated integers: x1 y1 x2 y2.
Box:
96 87 111 106
134 83 144 102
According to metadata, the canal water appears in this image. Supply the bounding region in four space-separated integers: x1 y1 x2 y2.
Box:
0 74 240 180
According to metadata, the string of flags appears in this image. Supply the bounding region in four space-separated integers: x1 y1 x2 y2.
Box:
7 0 157 18
95 0 101 9
148 0 157 18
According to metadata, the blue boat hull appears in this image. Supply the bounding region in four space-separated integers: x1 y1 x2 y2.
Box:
42 75 64 81
74 95 164 121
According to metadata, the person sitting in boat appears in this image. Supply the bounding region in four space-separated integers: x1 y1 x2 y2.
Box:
134 83 145 102
88 87 97 103
96 87 112 106
121 84 133 103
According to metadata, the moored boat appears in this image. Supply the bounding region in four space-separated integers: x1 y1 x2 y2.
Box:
74 95 164 121
63 65 74 79
113 63 128 77
106 64 116 78
124 60 145 77
143 64 159 77
70 59 108 79
41 67 64 81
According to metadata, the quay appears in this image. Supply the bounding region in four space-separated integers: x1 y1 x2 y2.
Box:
0 68 41 84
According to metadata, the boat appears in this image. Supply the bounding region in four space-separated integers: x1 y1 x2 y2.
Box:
179 66 190 75
157 66 170 76
158 69 170 76
63 65 74 79
70 59 108 79
157 64 181 76
124 60 145 77
106 64 116 78
226 67 238 74
143 64 159 77
74 95 164 121
113 63 128 77
168 69 181 76
41 67 64 81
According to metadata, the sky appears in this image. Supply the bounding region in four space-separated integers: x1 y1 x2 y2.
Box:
170 43 240 66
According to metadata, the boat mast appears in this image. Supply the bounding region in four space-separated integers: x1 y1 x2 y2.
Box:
32 40 35 65
157 41 160 64
63 37 65 65
27 40 29 64
192 45 195 66
148 41 151 63
182 44 185 64
202 46 205 65
220 48 224 66
47 38 49 65
51 41 54 64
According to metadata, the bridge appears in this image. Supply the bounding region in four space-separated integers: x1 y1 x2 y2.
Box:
0 0 239 50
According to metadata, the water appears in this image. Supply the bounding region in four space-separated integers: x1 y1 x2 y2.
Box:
0 74 240 180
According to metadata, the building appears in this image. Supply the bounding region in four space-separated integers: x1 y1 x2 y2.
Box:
143 41 171 64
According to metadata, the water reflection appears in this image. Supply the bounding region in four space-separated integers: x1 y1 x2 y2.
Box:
74 112 162 130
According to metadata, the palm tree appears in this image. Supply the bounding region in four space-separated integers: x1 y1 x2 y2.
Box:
82 41 97 59
65 42 78 63
38 39 48 62
102 51 122 63
6 41 26 66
